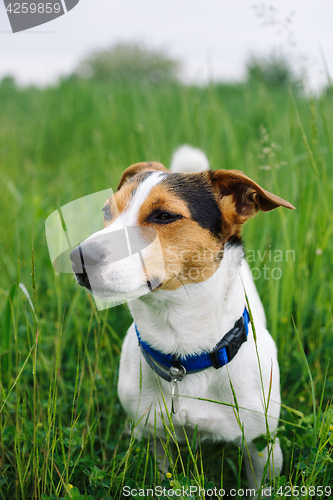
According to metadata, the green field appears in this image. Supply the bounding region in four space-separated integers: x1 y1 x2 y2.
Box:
0 76 332 499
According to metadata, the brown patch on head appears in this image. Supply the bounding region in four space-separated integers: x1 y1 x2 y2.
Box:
157 223 222 291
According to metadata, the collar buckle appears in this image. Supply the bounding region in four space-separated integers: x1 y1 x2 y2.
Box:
209 316 247 369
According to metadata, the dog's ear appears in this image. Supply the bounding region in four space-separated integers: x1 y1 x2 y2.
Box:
118 162 167 190
209 169 295 223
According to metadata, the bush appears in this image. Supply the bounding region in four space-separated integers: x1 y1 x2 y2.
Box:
76 42 181 85
246 53 300 88
0 75 16 88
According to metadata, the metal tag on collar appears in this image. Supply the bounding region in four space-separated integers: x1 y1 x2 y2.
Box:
169 365 186 415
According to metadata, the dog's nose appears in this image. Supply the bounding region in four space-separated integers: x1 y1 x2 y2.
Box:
70 244 103 272
81 243 103 269
70 245 84 273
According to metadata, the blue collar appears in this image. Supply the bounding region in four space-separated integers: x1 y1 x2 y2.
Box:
135 308 249 382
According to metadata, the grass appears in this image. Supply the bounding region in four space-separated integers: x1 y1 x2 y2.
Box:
0 76 332 499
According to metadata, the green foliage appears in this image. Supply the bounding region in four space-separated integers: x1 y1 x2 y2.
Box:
0 76 16 88
0 76 332 498
75 42 181 85
246 53 301 89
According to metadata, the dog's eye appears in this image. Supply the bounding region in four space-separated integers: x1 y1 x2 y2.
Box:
150 210 183 224
102 205 111 221
158 212 173 220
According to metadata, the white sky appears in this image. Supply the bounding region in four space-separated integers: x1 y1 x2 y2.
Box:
0 0 332 90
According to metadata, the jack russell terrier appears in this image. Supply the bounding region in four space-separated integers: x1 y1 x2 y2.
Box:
70 146 294 494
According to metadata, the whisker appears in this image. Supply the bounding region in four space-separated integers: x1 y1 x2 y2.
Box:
201 246 215 255
176 275 193 307
180 272 214 298
202 246 225 263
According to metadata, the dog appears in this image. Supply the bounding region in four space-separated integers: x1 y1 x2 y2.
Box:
70 145 294 495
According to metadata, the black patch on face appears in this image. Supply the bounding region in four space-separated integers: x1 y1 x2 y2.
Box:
160 173 223 238
226 235 243 250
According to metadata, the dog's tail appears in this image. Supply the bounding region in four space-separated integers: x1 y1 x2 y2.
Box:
170 145 209 173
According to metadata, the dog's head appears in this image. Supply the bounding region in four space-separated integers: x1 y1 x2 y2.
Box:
70 161 294 301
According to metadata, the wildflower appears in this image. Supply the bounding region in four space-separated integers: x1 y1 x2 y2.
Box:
166 472 172 479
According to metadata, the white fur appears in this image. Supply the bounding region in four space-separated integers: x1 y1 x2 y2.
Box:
170 145 209 172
